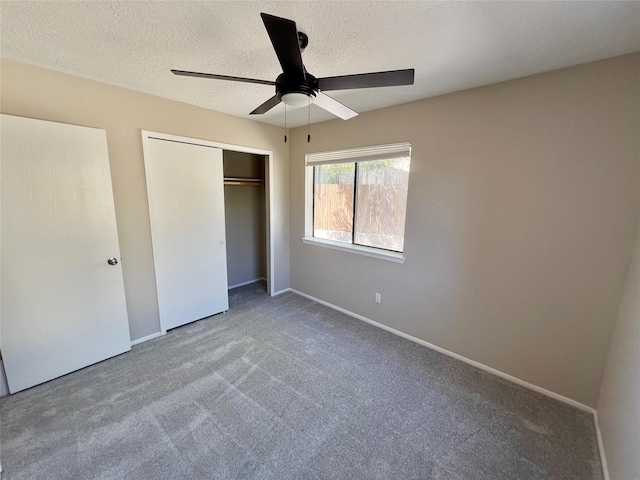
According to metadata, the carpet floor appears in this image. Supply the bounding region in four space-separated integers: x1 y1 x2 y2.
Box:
1 281 603 479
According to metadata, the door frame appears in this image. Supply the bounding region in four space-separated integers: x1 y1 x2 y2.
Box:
141 130 275 329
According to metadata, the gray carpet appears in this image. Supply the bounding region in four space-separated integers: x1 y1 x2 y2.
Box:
1 282 603 479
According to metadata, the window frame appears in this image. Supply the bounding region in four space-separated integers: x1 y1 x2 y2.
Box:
303 142 410 264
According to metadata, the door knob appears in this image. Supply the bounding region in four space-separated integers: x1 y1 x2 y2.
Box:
107 258 118 265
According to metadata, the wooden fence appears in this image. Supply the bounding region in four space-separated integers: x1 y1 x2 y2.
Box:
314 184 408 237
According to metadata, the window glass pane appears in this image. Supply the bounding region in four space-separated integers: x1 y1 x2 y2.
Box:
313 163 355 243
354 157 410 252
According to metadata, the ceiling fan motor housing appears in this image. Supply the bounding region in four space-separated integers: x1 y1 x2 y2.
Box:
275 72 318 101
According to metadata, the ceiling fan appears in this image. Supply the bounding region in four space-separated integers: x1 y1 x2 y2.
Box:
171 13 415 121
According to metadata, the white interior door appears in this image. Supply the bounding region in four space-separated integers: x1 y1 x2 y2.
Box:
0 115 131 394
145 138 228 331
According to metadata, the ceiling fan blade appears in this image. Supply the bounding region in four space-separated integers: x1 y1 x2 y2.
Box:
260 13 305 79
314 92 358 120
250 95 282 115
317 69 415 91
171 70 275 86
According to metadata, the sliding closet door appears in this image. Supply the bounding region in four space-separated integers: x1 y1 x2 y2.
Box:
145 138 229 331
1 115 131 393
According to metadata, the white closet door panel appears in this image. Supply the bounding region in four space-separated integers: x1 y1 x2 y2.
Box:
146 138 228 331
1 115 131 393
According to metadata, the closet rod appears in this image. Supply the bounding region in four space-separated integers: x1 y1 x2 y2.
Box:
223 177 264 186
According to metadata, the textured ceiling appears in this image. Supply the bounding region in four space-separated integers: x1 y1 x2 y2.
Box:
1 1 639 128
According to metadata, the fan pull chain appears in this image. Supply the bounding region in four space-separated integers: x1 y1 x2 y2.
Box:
284 104 288 143
307 97 311 143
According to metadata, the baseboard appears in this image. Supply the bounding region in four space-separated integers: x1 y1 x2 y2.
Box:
130 331 165 346
271 287 293 297
289 288 596 414
593 412 610 480
228 277 266 290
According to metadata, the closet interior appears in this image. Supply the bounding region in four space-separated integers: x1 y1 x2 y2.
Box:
223 150 267 292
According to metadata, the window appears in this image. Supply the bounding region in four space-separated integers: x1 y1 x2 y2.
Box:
304 143 411 262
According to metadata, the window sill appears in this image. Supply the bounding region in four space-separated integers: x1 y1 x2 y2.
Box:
301 237 406 264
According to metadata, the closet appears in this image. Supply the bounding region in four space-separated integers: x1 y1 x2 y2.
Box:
143 132 270 334
223 151 267 290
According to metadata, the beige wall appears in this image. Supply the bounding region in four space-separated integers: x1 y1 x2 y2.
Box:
289 53 640 407
0 59 290 342
2 54 638 409
597 204 640 479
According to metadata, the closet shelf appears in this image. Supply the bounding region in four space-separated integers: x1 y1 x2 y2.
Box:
223 177 264 186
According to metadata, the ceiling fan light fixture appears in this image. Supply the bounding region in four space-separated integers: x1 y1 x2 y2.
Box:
281 92 314 108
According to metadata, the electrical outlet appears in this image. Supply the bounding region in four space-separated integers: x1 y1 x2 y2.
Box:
375 293 381 303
